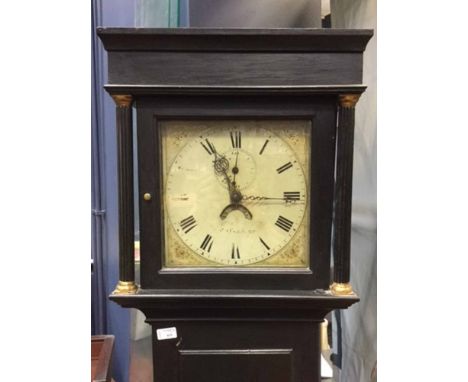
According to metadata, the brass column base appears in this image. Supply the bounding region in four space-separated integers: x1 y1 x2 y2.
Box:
330 282 355 296
112 280 139 295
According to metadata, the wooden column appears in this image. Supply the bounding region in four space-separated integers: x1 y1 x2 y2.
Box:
331 94 360 296
111 95 138 294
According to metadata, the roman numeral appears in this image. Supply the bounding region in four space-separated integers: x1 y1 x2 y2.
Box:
200 234 213 252
284 191 301 201
259 139 269 155
200 138 215 155
231 244 240 259
259 237 270 250
179 215 197 234
275 215 294 232
230 131 241 148
276 162 293 174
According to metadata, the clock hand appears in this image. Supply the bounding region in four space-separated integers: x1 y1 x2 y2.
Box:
210 145 253 219
242 195 303 203
211 147 242 204
212 150 229 177
217 169 252 219
220 164 241 203
232 150 239 186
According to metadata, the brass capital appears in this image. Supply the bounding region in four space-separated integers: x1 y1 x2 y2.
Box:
111 95 133 108
330 282 355 296
339 94 361 108
112 280 138 295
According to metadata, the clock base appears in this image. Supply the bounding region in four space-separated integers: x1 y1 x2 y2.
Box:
111 289 358 382
151 320 319 382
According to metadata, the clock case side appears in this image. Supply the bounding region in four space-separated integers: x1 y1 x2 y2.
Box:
136 95 337 291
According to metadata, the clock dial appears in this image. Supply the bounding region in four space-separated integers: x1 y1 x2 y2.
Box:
162 120 310 267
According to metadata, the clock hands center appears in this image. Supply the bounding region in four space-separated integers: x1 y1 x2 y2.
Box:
211 145 252 220
220 187 252 221
220 203 252 220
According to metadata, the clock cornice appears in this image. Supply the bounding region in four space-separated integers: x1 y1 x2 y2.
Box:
97 27 373 53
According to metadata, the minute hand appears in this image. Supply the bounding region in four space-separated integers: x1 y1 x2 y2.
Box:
243 195 302 202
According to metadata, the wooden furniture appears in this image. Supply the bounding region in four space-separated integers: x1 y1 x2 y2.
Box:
97 28 372 382
91 335 115 382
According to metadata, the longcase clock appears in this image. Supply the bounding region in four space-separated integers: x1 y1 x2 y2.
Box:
98 28 373 382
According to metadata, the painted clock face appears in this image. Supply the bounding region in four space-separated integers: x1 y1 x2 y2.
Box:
161 120 311 268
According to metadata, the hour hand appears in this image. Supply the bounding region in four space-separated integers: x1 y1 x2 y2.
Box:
213 155 230 176
210 149 239 202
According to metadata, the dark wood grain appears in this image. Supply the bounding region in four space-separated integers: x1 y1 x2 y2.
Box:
164 323 301 382
115 102 135 282
97 27 373 53
151 321 314 382
178 349 293 382
333 102 356 284
108 51 363 86
104 84 367 96
100 29 371 90
136 105 162 289
110 288 359 316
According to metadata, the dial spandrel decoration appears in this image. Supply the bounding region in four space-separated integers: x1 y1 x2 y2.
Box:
161 120 311 268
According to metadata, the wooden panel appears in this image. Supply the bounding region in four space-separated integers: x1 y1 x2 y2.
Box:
151 321 320 382
108 51 362 86
91 335 115 382
178 349 292 382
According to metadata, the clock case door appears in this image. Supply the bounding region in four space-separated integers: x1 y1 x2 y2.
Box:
137 94 337 291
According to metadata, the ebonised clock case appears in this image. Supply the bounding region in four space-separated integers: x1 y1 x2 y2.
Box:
137 94 336 291
97 28 373 382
